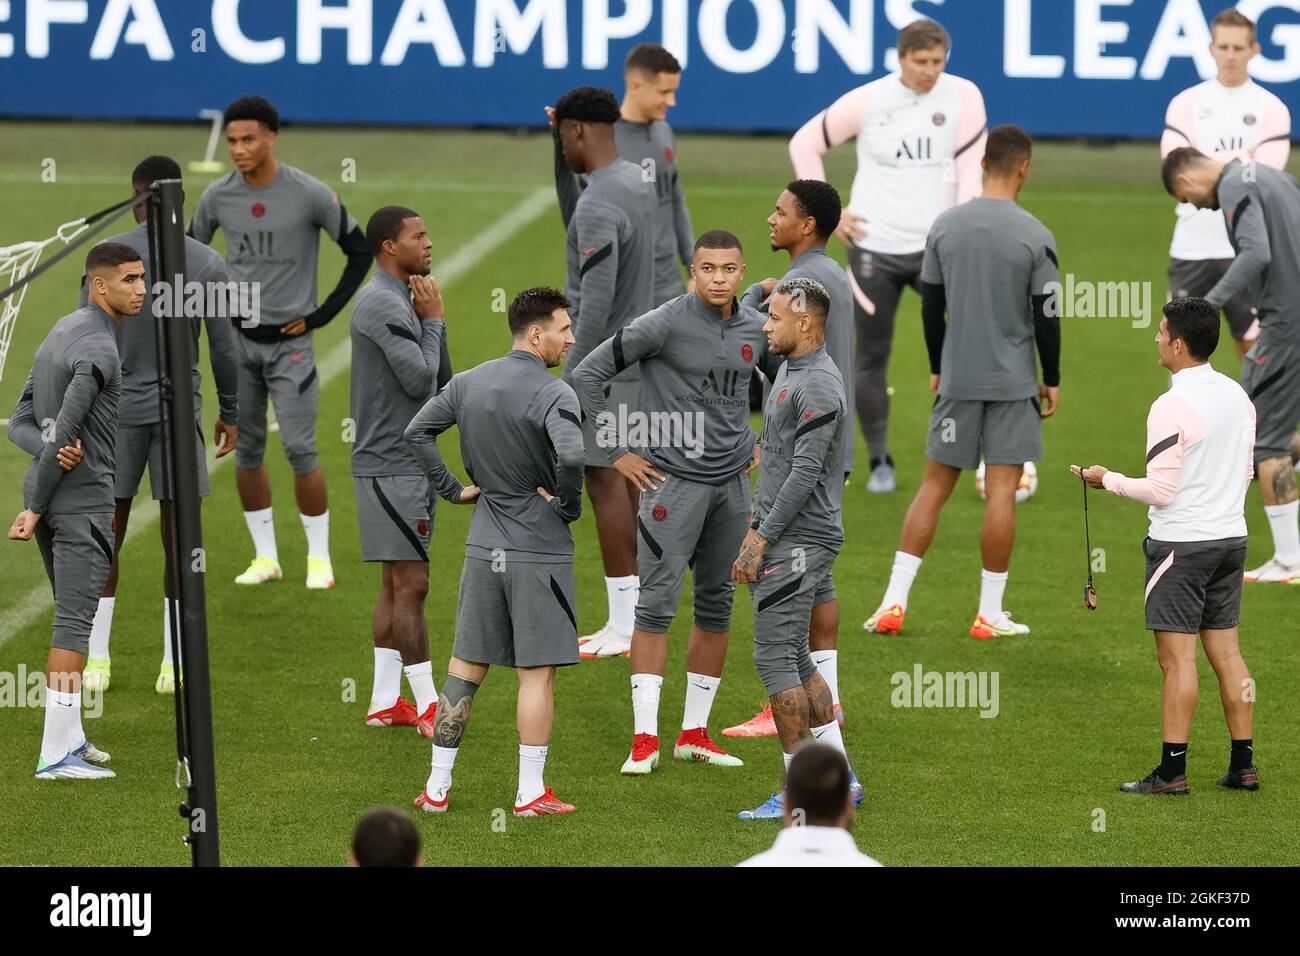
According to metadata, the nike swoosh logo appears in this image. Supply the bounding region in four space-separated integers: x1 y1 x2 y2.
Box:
617 586 637 592
762 565 782 575
1170 750 1186 757
690 682 712 691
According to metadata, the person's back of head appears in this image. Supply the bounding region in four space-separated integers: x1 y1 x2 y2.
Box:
785 743 852 829
349 806 422 867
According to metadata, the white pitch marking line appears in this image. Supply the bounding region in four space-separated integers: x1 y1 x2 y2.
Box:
0 185 554 649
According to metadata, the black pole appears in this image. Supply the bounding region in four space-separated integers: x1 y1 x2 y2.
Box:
154 178 220 866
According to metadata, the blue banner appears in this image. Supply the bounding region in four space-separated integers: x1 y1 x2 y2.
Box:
1 1 1297 137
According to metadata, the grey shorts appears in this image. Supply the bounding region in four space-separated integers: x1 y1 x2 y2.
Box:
926 395 1043 471
1169 258 1256 339
452 556 579 668
583 378 640 469
114 420 211 500
1143 536 1247 634
635 471 750 634
235 333 320 475
34 512 115 654
354 475 435 563
1241 335 1300 462
749 542 837 695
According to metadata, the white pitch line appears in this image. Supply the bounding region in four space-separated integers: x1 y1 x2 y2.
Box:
0 185 555 650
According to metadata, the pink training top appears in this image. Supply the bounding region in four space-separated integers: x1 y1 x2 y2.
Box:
1103 363 1255 542
788 71 986 255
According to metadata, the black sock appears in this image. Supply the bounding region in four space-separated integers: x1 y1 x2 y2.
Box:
1230 738 1254 771
869 454 895 471
1160 741 1187 779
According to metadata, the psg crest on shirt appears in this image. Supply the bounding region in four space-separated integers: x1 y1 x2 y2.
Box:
652 504 667 522
1243 113 1257 126
741 344 753 362
251 202 266 218
932 112 946 126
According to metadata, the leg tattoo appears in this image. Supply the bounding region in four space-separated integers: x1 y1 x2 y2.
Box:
433 674 479 749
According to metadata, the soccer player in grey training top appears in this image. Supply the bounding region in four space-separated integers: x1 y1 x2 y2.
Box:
573 229 780 777
8 242 144 780
405 288 585 817
188 95 371 590
76 156 240 698
549 86 656 658
866 125 1061 640
1163 147 1300 584
350 206 451 740
730 277 865 820
550 43 694 307
728 179 855 739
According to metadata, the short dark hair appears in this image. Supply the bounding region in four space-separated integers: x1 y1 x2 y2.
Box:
223 95 279 132
774 276 830 328
898 18 950 57
508 286 569 337
625 43 681 76
785 180 842 240
693 229 743 255
1161 146 1209 196
553 87 621 125
366 205 421 257
85 241 142 276
786 744 851 828
131 155 181 190
351 807 421 868
1163 297 1220 360
1211 8 1256 42
984 124 1033 176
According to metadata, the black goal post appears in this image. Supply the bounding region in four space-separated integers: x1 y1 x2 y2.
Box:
148 178 221 867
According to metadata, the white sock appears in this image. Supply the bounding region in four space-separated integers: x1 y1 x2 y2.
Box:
979 568 1009 623
404 660 437 715
631 673 663 737
517 744 548 805
607 575 639 635
811 650 839 707
301 511 330 561
244 507 278 562
811 720 848 759
682 671 720 731
161 598 182 667
1265 501 1300 565
427 744 458 795
782 751 794 774
89 597 114 660
881 551 922 609
368 647 403 713
41 686 84 765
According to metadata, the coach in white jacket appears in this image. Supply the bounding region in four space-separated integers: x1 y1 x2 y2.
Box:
1075 297 1259 797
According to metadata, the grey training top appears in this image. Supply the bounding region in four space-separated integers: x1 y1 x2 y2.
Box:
742 245 855 474
8 303 122 514
349 269 446 477
571 292 780 484
562 157 657 381
77 222 238 428
921 197 1059 401
1207 159 1300 338
188 163 360 328
752 345 847 549
555 119 694 305
404 349 585 562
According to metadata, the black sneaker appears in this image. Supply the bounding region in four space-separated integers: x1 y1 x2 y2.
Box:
1120 768 1189 795
1217 766 1260 791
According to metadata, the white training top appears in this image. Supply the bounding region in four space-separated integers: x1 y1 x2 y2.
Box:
1103 363 1256 542
1162 79 1291 261
789 71 987 256
736 825 884 868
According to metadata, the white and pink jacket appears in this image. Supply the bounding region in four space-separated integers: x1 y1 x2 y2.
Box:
1162 79 1291 261
789 71 986 256
1103 363 1256 542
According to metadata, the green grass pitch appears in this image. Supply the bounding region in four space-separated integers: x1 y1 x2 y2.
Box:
0 122 1296 866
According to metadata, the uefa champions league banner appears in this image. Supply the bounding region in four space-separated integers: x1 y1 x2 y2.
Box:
0 0 1298 137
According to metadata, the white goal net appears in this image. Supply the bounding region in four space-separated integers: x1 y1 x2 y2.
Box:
0 217 92 384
